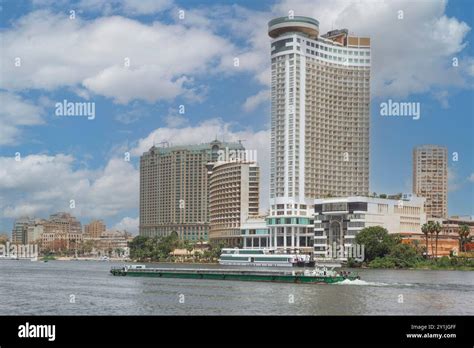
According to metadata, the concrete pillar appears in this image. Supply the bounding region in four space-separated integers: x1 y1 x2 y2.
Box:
291 226 295 250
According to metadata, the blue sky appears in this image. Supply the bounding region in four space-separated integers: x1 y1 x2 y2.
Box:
0 0 473 235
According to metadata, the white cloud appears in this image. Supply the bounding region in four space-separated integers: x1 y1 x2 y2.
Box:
448 166 462 192
468 173 474 183
0 92 44 146
1 11 236 104
271 0 472 98
243 89 270 112
113 216 139 234
0 154 138 219
33 0 174 15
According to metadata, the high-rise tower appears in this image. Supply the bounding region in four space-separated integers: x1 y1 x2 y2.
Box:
413 145 448 218
267 16 371 253
139 140 245 241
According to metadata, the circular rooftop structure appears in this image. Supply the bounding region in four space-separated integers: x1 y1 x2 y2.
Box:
268 16 319 39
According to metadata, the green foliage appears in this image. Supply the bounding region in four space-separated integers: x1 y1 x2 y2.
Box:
458 224 471 252
355 226 398 262
129 235 225 262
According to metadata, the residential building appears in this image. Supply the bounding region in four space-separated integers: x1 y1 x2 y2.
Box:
209 161 260 246
40 212 83 251
405 216 474 257
139 140 245 241
267 16 370 253
313 194 426 260
413 145 448 218
84 220 106 238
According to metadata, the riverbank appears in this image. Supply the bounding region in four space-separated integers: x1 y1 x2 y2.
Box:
363 256 474 271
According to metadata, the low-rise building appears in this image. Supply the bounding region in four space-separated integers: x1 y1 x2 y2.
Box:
84 230 133 257
313 194 426 260
240 216 270 249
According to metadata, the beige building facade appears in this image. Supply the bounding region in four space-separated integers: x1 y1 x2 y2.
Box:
413 145 448 218
209 161 260 246
139 140 245 241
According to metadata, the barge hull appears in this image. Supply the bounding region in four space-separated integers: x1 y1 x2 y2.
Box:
120 270 353 284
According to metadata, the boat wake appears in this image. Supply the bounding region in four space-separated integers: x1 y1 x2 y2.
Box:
336 279 389 286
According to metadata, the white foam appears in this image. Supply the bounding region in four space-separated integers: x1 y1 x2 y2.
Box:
336 279 389 286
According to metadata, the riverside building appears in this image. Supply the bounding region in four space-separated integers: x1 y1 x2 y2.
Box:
209 161 260 246
313 194 426 260
267 16 371 253
413 145 448 218
139 140 245 241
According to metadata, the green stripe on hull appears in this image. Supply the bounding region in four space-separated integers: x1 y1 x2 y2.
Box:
122 271 355 284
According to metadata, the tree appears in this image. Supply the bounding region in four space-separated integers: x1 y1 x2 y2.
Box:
458 224 471 252
433 221 442 259
354 226 399 262
421 222 431 258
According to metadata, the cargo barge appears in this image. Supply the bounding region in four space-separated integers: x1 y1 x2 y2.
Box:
110 265 359 284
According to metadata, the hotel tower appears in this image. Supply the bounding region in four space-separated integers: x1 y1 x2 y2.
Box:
266 16 371 253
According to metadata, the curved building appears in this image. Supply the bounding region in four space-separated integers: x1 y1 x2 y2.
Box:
209 161 260 246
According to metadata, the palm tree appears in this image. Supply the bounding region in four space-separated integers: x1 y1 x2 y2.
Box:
458 224 470 252
421 222 431 258
433 221 442 259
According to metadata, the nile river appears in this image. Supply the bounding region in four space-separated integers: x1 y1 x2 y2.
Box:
0 260 473 315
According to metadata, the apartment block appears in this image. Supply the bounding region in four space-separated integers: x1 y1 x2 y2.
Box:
84 220 106 238
413 145 448 218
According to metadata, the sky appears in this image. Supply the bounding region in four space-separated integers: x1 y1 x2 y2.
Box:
0 0 473 236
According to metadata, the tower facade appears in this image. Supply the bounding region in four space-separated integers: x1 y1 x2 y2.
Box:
209 161 260 246
413 145 448 218
267 16 371 253
139 140 245 241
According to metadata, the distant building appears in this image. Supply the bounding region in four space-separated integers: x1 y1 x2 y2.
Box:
431 217 474 256
40 212 83 251
413 145 448 218
139 140 245 241
26 219 46 243
209 161 260 246
85 230 132 257
84 220 106 238
313 195 426 260
11 217 34 244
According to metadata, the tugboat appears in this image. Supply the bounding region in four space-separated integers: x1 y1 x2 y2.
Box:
110 265 360 284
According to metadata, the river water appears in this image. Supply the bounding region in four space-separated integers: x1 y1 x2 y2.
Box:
0 260 472 315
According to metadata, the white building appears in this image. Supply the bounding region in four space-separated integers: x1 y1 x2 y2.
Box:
267 16 371 254
240 217 270 249
313 194 426 259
